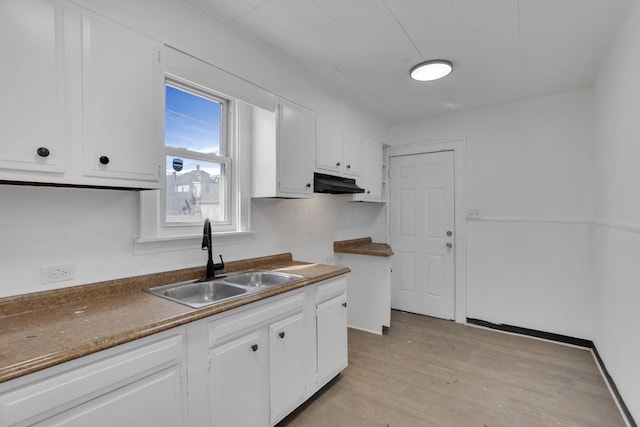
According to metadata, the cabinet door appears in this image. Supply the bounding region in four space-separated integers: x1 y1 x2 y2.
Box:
32 366 184 427
0 333 186 427
210 329 268 427
359 137 383 201
81 11 163 187
316 293 348 386
276 100 315 197
269 313 306 424
0 0 65 176
315 115 342 174
342 127 364 177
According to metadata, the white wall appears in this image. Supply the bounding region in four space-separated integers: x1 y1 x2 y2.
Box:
0 0 389 297
593 1 640 420
69 0 388 140
0 185 385 297
390 90 595 339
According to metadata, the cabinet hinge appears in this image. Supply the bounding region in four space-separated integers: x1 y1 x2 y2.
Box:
156 50 162 63
208 355 212 370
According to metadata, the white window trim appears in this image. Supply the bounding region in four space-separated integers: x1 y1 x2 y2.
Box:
137 54 252 246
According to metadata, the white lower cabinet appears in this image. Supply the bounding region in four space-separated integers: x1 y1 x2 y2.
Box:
209 329 269 427
316 277 349 387
200 275 348 426
269 312 306 424
205 291 307 427
0 276 348 427
0 328 187 427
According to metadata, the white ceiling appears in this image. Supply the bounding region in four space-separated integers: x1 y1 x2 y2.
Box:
182 0 633 124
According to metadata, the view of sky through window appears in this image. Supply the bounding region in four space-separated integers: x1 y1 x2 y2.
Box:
165 84 226 224
165 85 221 155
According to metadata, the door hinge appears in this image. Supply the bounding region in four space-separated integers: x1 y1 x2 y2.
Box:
208 355 212 370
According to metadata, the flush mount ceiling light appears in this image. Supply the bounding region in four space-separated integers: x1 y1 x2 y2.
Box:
410 60 453 81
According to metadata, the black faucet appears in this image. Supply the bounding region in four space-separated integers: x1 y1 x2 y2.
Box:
202 218 224 280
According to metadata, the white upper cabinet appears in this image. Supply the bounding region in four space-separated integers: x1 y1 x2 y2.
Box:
0 1 164 189
0 0 65 176
341 126 364 177
79 10 164 186
353 136 384 202
315 115 363 178
315 115 342 174
251 99 315 198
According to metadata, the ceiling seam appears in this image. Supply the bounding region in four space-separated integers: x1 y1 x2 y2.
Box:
381 0 423 60
309 0 374 70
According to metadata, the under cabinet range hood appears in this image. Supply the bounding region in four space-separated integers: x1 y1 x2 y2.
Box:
313 172 365 194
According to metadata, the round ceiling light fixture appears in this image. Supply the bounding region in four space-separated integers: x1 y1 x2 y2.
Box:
410 60 453 81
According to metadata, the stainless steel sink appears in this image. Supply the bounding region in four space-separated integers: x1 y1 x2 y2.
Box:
224 270 303 288
164 281 247 307
145 269 303 308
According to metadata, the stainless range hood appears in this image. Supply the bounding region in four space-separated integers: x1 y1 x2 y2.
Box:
313 172 365 194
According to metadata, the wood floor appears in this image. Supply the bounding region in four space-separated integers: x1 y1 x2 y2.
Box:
279 310 625 427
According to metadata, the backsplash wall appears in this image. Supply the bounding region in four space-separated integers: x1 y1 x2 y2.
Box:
0 184 385 298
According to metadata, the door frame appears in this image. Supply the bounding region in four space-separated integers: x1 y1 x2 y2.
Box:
386 137 467 324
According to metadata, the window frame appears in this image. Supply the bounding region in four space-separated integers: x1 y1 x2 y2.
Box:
163 79 233 229
138 64 251 244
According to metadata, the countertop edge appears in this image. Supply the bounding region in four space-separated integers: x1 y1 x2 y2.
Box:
333 237 394 257
0 258 350 384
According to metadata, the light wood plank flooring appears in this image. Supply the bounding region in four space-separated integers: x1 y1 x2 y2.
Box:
279 310 624 427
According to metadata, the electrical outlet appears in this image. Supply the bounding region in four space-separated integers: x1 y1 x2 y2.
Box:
41 264 75 284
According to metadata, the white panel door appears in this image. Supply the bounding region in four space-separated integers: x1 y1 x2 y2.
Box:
390 151 455 319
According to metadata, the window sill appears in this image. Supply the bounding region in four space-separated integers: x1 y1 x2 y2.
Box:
134 231 255 255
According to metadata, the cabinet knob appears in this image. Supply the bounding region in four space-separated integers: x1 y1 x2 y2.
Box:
36 147 50 158
367 190 371 194
346 164 351 169
336 162 341 167
251 344 258 352
99 156 110 165
305 183 311 189
279 332 285 339
342 302 347 308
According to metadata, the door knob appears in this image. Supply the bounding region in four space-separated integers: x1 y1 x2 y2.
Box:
446 242 453 249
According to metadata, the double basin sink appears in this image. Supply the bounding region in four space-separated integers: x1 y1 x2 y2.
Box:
145 269 304 308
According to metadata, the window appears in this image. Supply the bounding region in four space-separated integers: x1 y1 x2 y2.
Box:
138 47 263 245
164 82 230 226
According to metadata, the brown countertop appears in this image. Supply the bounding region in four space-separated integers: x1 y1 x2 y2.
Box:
0 253 349 384
333 237 394 257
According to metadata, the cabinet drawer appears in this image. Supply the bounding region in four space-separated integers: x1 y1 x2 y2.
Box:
0 333 184 426
316 276 347 304
208 291 305 348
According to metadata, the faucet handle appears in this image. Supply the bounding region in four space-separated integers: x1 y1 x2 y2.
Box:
213 255 225 271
